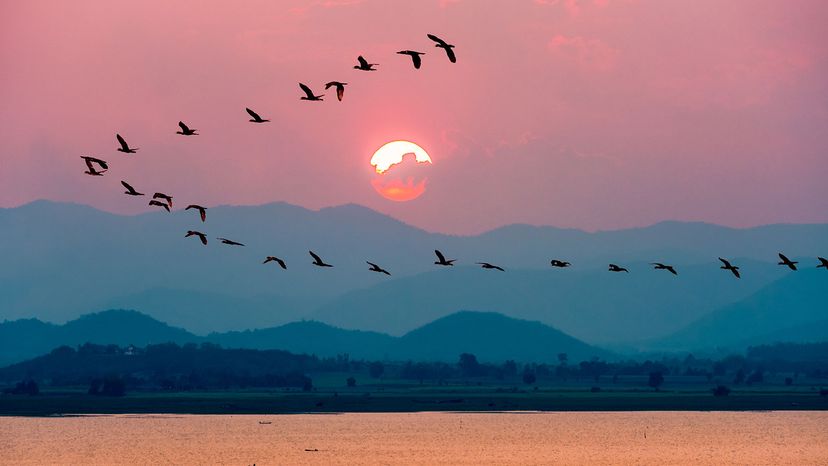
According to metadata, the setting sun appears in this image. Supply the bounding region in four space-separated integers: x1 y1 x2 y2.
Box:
370 140 432 201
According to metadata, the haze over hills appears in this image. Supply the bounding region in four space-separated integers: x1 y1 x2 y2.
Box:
0 309 607 366
1 200 825 338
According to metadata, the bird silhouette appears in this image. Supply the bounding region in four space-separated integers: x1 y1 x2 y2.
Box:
299 83 324 101
185 230 207 245
397 50 425 69
324 81 347 101
367 261 391 275
264 256 287 269
218 237 245 246
477 262 505 271
186 204 207 222
116 134 138 153
80 156 108 176
148 199 170 212
777 253 798 271
152 192 173 208
550 259 571 268
434 249 456 266
176 121 198 136
818 257 828 269
354 55 378 71
608 264 629 273
427 34 456 63
246 107 270 123
651 262 678 275
718 257 740 278
310 250 333 267
120 180 144 196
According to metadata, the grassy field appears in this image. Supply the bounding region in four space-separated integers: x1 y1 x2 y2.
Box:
2 377 827 416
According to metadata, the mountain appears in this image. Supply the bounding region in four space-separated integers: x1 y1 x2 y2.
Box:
392 311 608 363
0 309 606 366
2 200 826 336
654 270 828 350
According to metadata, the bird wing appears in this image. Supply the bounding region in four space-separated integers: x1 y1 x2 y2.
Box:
412 53 422 68
718 257 732 267
299 83 315 98
83 158 95 171
90 157 108 169
198 234 207 245
246 107 261 120
444 46 457 63
357 55 368 67
178 121 189 132
367 261 379 269
276 258 287 269
435 249 446 262
309 250 323 263
733 269 741 278
779 253 790 263
427 34 447 46
324 81 340 89
336 86 344 101
116 134 129 150
121 180 135 193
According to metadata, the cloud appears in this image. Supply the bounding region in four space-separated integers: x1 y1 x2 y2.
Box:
547 34 619 71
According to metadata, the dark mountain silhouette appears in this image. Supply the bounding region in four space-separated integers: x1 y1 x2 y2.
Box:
654 270 827 350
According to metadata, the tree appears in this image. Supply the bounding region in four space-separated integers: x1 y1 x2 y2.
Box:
368 362 385 379
733 368 746 385
4 380 39 395
648 371 664 391
522 371 537 385
557 353 568 365
502 360 517 377
458 353 481 377
713 385 731 397
346 376 356 387
785 377 793 386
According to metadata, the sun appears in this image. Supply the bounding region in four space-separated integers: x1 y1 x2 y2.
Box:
370 140 432 202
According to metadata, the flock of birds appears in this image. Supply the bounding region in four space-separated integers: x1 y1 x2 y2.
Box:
78 32 828 279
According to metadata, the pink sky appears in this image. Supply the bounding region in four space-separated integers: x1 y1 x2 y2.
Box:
1 0 826 234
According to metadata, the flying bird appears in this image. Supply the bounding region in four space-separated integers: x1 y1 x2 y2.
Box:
354 55 378 71
116 134 138 153
817 257 828 269
120 180 144 196
477 262 505 271
397 50 425 69
176 121 198 136
367 261 391 275
550 260 571 268
309 250 333 267
264 256 287 269
427 34 456 63
651 262 678 275
299 83 324 101
608 264 629 273
324 81 347 101
80 156 108 176
185 230 207 245
434 249 456 266
246 107 270 123
152 192 173 208
186 204 207 222
217 237 245 246
718 257 741 278
777 253 798 271
148 199 170 212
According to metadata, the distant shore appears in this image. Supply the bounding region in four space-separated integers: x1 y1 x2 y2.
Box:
2 389 826 417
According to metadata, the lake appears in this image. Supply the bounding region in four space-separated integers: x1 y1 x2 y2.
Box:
1 411 826 465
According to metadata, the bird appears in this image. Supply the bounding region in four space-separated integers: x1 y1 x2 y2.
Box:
818 257 828 269
367 261 391 275
185 230 207 245
354 55 378 71
427 34 456 63
152 192 173 208
608 264 629 273
651 262 678 275
324 81 347 101
176 121 198 136
263 256 287 269
120 180 144 196
186 204 207 222
148 199 170 212
80 156 108 176
718 257 740 278
550 259 571 268
434 249 456 266
777 253 798 271
246 107 270 123
309 250 333 267
397 50 425 69
218 237 245 246
477 262 505 271
299 83 324 101
116 134 138 153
